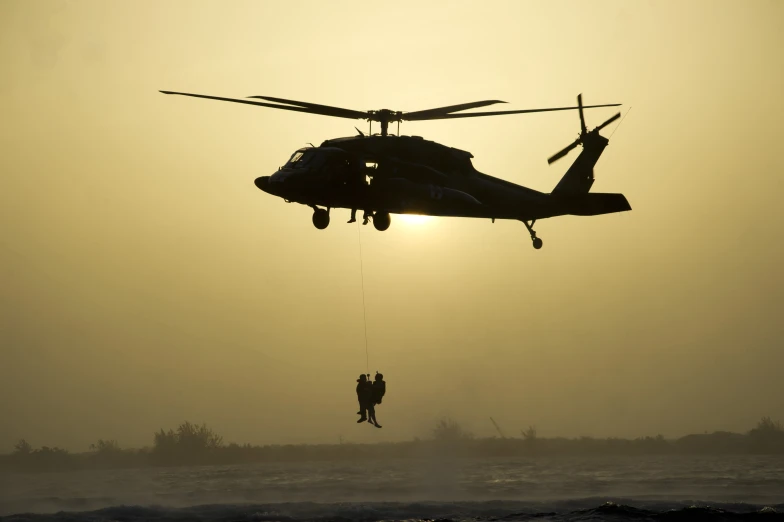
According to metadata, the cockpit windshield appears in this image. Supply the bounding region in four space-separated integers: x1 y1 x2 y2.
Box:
284 149 316 169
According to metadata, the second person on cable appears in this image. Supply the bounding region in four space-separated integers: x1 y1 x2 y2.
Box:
356 372 385 428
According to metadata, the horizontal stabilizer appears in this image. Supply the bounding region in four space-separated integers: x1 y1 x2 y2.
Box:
556 193 631 216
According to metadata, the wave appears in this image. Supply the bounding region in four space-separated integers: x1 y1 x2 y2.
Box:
1 500 782 522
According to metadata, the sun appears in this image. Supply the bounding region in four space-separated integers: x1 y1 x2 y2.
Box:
397 214 433 226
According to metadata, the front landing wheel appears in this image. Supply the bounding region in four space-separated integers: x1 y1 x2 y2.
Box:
373 212 391 231
312 208 330 229
532 237 543 249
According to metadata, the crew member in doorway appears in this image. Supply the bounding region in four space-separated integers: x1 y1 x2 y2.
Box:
347 160 367 224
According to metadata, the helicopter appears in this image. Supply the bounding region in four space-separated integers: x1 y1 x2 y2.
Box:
159 90 631 249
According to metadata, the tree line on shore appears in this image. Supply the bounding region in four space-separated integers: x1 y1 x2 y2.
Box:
2 417 783 472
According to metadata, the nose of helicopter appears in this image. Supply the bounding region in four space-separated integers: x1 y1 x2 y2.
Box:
254 176 271 193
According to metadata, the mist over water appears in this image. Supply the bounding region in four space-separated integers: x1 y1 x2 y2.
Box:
2 456 784 520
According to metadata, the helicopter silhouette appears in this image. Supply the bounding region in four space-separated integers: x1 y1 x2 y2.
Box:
160 90 630 249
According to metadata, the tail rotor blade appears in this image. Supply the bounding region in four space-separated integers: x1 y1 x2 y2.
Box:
594 112 621 133
578 93 586 135
547 139 580 164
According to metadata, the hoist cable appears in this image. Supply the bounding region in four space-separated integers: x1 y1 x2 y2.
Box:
356 221 370 374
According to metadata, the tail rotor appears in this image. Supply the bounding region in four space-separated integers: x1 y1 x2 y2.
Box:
547 94 621 165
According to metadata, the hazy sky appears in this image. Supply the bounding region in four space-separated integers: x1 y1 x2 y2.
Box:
1 0 783 451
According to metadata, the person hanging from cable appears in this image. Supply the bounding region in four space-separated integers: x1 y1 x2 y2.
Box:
356 374 373 423
365 379 379 427
373 372 386 404
368 372 386 428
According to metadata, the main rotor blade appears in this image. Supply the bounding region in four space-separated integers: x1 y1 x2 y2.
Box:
248 95 368 119
405 103 621 120
159 91 367 120
403 100 507 121
594 112 621 132
547 139 581 165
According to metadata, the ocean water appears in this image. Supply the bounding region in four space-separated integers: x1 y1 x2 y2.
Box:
1 455 783 520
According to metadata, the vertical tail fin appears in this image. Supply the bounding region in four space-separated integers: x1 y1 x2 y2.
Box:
551 132 609 194
548 94 621 195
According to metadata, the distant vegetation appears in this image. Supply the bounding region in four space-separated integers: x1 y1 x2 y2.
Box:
2 417 783 472
152 421 224 466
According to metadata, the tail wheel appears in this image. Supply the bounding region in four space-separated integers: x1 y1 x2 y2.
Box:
312 208 330 229
373 212 391 231
523 220 542 249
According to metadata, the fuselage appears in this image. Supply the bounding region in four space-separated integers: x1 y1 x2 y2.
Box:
255 135 549 221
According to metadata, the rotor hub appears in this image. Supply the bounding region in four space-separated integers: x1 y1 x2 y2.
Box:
368 109 403 136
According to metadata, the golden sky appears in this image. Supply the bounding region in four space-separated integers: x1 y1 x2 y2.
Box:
1 0 783 450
